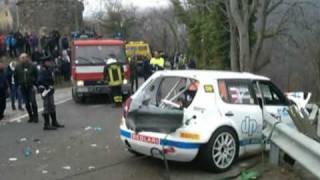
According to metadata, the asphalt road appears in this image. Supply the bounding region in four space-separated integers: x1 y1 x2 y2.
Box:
0 93 313 180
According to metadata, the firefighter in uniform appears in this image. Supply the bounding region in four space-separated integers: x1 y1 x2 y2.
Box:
104 58 124 106
38 56 65 130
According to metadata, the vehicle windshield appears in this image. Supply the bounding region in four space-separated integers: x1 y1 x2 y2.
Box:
75 45 125 65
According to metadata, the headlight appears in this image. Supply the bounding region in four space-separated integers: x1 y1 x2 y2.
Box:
77 80 84 87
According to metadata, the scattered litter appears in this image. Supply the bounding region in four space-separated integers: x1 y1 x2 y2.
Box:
33 139 41 143
84 126 92 131
105 145 109 150
9 157 18 161
88 166 95 170
35 149 40 155
67 146 71 150
20 138 27 142
94 126 102 132
24 147 32 157
62 166 71 170
240 170 259 180
42 170 48 174
90 144 97 148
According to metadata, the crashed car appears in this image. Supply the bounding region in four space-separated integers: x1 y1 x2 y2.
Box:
120 70 293 172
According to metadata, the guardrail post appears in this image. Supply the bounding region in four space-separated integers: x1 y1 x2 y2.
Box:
269 142 279 165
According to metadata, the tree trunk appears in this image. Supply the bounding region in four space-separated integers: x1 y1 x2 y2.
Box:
239 29 251 72
230 23 239 71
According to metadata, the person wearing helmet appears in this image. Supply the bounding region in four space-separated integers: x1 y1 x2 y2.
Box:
103 57 124 106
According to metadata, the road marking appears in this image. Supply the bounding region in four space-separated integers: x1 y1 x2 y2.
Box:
9 97 72 123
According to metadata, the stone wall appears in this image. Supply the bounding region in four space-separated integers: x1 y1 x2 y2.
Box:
17 0 84 35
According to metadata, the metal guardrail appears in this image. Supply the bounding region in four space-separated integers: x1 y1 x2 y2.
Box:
263 111 320 178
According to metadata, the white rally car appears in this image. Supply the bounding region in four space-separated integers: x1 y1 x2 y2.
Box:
120 70 294 172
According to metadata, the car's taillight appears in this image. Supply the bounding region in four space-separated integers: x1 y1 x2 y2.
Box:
123 64 130 80
123 97 132 118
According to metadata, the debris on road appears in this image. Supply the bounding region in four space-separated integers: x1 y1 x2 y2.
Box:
20 138 27 142
88 166 95 170
84 126 92 131
33 139 41 143
35 149 40 155
94 126 102 132
42 170 48 174
90 144 97 148
23 147 32 157
62 166 71 170
9 157 18 161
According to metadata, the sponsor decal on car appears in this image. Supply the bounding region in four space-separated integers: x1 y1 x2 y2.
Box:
204 84 214 93
131 133 160 144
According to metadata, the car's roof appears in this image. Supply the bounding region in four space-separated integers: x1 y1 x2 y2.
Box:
156 70 270 81
73 39 124 46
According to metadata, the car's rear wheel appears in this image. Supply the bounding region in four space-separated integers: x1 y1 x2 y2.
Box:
199 127 238 173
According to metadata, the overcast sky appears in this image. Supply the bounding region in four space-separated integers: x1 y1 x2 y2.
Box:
84 0 170 17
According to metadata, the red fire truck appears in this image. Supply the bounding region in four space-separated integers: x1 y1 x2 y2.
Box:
71 39 131 103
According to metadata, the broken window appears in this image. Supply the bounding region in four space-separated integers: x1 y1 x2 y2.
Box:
156 77 199 109
126 77 198 133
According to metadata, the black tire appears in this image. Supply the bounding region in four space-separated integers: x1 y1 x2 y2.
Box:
199 127 239 173
72 89 85 103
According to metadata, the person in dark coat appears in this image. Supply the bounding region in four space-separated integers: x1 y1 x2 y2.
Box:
142 58 151 81
0 63 8 120
38 56 64 130
188 58 196 69
31 48 43 65
15 53 39 123
6 61 24 111
129 56 138 93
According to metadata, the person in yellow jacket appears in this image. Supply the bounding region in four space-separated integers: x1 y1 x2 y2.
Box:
150 51 165 70
103 58 123 106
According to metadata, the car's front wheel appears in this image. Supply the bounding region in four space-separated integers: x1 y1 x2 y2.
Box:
199 127 239 173
72 88 85 103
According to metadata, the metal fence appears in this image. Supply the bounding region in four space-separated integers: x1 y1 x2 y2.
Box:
263 106 320 178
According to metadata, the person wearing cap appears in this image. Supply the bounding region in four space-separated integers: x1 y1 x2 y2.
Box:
38 56 64 130
103 57 124 106
15 53 39 123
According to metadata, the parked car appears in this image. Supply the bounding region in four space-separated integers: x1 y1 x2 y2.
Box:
120 70 294 172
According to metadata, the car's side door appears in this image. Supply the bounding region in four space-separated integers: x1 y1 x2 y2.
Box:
253 81 292 126
218 79 263 154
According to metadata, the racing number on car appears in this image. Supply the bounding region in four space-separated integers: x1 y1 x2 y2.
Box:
241 116 258 136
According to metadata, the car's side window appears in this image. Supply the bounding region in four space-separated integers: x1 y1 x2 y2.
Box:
254 81 288 106
156 77 199 109
219 80 256 105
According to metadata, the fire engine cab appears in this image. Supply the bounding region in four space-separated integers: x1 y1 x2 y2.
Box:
71 39 131 103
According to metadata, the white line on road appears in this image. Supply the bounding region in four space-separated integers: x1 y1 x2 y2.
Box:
9 97 72 123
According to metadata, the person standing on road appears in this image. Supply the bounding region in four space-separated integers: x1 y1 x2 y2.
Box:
38 56 64 130
129 56 138 93
150 51 165 71
15 53 39 123
104 58 123 106
0 63 8 120
142 57 151 81
6 61 24 111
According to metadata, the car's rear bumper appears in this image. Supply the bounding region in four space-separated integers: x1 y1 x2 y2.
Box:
74 84 131 95
119 126 200 162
